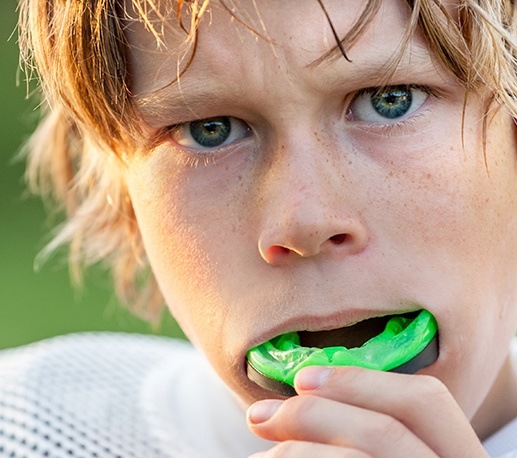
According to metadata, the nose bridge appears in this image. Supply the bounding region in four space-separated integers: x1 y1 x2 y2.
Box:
273 143 336 225
257 133 369 264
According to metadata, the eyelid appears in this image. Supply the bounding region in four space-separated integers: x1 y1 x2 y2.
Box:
167 116 252 151
347 84 436 125
353 84 436 99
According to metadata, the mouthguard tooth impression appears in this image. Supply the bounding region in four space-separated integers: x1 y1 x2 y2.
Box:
246 309 438 397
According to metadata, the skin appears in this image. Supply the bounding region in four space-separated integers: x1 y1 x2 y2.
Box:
122 0 517 455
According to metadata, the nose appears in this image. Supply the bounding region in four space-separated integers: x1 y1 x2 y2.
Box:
257 141 369 267
258 212 369 266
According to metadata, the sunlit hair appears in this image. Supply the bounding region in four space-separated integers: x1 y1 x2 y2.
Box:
17 0 517 322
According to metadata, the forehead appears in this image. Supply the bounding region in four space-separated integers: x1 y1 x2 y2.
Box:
122 1 443 107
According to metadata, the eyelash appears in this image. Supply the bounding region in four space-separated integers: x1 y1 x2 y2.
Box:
162 84 438 167
353 84 434 101
163 116 252 167
347 84 437 131
179 153 218 169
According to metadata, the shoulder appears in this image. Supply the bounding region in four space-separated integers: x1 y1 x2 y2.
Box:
0 333 201 458
0 332 195 402
0 331 193 372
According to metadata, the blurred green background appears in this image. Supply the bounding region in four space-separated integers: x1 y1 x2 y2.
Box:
1 2 185 350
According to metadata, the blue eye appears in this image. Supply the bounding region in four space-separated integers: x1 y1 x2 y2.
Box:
371 89 412 119
190 117 231 147
350 86 429 123
170 116 251 149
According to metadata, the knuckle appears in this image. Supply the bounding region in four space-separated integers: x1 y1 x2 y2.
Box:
417 375 451 401
279 395 327 438
269 440 304 457
283 394 320 419
370 415 407 445
321 365 366 402
336 365 364 385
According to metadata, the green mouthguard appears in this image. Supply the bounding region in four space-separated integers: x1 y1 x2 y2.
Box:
247 309 438 390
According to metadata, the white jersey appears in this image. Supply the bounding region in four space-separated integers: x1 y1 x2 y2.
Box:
483 417 517 458
0 332 515 457
0 333 270 457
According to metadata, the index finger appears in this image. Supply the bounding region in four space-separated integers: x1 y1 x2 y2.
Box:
294 366 487 458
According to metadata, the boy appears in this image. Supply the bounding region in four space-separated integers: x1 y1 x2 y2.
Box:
2 0 517 456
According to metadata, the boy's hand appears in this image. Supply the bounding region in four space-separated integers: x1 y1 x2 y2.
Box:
247 366 488 457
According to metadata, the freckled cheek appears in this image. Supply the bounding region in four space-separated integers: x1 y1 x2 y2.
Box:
376 142 509 261
372 172 465 250
128 164 257 338
366 144 517 344
378 162 517 414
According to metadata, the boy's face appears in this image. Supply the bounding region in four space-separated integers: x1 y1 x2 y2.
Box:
124 0 517 416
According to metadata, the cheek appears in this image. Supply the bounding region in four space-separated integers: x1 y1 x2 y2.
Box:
125 148 258 346
361 114 517 414
419 119 517 415
380 116 517 281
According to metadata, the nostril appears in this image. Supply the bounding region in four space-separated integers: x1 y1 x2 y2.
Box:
329 233 349 245
268 245 291 256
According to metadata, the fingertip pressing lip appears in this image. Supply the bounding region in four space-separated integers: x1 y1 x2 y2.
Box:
294 366 333 391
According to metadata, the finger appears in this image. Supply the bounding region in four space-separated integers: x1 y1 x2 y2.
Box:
247 396 437 458
249 440 372 458
294 366 485 457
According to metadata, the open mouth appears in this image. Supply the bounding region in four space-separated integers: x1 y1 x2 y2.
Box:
246 309 438 397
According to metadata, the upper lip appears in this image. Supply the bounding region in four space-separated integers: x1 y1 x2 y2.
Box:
247 306 422 350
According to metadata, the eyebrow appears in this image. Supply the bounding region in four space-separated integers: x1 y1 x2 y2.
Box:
135 78 230 126
135 44 437 126
309 43 439 90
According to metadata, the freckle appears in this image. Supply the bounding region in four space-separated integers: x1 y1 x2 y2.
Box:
238 175 242 181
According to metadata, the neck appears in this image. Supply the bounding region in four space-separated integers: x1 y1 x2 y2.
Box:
471 345 517 440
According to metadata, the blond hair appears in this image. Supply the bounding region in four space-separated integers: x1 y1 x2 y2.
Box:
17 0 517 322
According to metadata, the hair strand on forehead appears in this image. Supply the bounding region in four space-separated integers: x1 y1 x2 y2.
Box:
315 0 352 62
308 0 381 68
